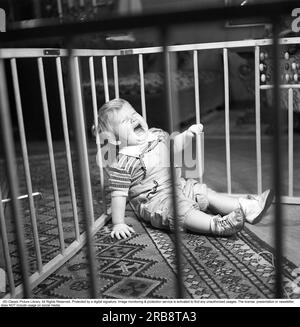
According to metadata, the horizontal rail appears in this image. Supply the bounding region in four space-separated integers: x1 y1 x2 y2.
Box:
261 84 300 90
1 192 42 203
0 1 298 42
0 48 121 58
119 37 300 55
1 37 300 58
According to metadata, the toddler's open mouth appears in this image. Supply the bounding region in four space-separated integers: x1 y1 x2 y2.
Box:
133 123 146 137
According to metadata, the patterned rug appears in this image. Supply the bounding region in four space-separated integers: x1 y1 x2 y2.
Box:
31 212 300 299
0 150 105 294
1 151 300 299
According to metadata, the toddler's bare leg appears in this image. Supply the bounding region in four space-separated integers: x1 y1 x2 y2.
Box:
207 189 240 215
184 209 213 234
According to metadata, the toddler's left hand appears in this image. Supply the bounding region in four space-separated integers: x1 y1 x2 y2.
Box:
187 124 203 136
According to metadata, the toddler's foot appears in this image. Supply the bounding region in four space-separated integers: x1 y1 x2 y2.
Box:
239 189 274 224
210 209 244 237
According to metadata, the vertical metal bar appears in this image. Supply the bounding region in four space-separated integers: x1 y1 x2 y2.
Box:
0 187 16 296
288 88 294 197
138 54 147 121
56 57 80 241
11 58 43 273
0 59 31 298
57 0 63 20
0 7 6 32
162 27 184 299
193 50 203 183
73 56 96 225
68 50 97 298
37 57 65 254
113 56 119 98
223 48 232 194
101 56 110 102
89 56 107 215
193 50 200 125
255 46 263 195
271 18 283 298
79 0 85 7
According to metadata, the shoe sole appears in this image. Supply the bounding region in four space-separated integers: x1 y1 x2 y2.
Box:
251 189 274 225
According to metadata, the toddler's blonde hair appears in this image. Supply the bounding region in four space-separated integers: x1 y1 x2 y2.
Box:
92 98 129 136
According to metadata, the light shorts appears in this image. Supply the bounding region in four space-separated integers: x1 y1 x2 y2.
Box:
136 177 209 231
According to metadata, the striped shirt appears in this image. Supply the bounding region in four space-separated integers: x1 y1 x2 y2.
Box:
106 128 166 197
108 154 145 197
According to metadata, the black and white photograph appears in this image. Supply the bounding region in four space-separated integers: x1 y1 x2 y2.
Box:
0 0 300 309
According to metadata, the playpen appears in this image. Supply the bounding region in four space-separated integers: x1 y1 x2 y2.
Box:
0 1 300 299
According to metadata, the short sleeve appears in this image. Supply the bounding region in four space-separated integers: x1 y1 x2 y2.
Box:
107 165 131 197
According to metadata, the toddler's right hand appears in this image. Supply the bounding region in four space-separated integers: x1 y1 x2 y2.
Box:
187 124 203 137
111 223 135 239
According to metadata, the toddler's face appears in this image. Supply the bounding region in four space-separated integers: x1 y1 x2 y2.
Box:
112 102 149 146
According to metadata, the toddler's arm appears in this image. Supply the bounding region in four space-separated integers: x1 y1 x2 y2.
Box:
174 123 203 153
110 195 135 239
